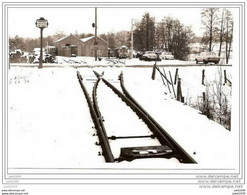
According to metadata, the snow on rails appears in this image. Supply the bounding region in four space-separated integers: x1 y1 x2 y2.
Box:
77 70 197 164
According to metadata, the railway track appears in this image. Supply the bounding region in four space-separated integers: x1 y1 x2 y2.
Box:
77 70 197 163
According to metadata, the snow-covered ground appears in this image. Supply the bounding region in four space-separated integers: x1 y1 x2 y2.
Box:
7 57 236 170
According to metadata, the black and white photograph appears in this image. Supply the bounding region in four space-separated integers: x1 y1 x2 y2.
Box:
1 1 245 194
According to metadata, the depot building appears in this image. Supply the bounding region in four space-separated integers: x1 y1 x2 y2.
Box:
51 34 108 57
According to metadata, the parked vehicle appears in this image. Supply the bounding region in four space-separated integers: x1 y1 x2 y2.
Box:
32 54 55 63
114 45 129 59
195 52 220 64
140 51 160 61
44 54 55 63
159 51 174 60
119 45 129 59
136 51 143 59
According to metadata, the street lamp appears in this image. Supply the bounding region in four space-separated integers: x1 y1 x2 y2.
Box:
35 17 48 68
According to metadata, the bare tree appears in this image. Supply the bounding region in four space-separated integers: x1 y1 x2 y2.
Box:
156 17 194 60
155 20 166 50
133 12 156 51
115 31 130 47
201 8 219 51
218 9 225 57
9 35 26 51
52 30 66 41
225 9 233 64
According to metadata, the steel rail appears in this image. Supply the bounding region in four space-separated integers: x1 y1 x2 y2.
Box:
76 71 114 162
92 77 113 156
118 72 197 163
101 77 185 162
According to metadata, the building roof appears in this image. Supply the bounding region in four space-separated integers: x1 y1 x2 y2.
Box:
53 34 83 44
53 34 71 43
81 36 107 43
53 34 107 45
81 36 94 42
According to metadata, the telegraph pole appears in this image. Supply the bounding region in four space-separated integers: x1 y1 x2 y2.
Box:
130 19 134 59
94 7 98 61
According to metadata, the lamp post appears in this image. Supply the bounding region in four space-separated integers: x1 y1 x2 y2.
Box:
35 17 48 68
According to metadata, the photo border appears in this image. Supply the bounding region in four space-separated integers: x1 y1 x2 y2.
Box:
1 1 245 185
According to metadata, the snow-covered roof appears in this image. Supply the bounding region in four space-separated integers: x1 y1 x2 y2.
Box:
81 36 94 42
53 34 87 44
81 36 107 43
53 34 71 43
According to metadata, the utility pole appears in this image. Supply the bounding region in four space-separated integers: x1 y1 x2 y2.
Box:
130 19 134 59
94 7 98 61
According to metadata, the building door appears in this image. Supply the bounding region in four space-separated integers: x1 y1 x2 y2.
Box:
70 45 78 56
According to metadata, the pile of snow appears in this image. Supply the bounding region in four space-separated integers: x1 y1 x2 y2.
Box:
122 68 236 168
8 67 105 168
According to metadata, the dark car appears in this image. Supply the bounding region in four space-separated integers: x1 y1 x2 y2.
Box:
44 54 54 63
136 51 143 59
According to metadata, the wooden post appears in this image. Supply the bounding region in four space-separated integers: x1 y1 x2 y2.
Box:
202 92 206 102
151 62 156 80
174 68 178 85
202 92 206 112
176 78 184 102
224 70 227 84
202 69 205 85
156 67 171 84
169 71 176 98
177 78 181 101
163 69 171 93
159 69 166 86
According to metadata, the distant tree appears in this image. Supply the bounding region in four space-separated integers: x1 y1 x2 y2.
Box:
155 16 175 52
77 33 94 39
155 20 166 50
217 9 225 57
156 17 194 60
201 8 219 51
9 35 26 51
107 32 116 49
173 24 194 60
115 30 130 47
190 36 203 43
24 38 39 53
133 12 155 51
52 30 66 41
133 21 143 51
224 9 233 64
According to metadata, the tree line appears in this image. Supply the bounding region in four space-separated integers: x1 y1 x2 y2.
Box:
9 8 233 62
201 8 233 63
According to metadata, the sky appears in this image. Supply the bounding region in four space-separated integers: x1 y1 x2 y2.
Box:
8 6 237 39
